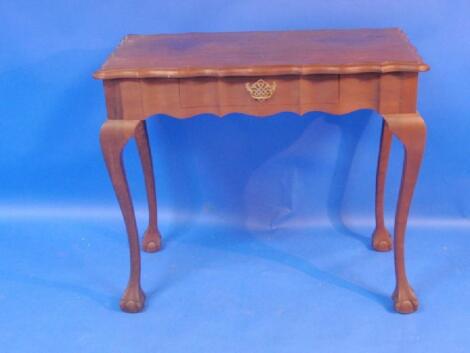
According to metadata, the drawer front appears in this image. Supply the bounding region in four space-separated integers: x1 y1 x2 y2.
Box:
179 75 340 109
180 77 299 108
219 76 299 106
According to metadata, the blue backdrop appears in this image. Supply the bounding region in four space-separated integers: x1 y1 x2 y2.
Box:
1 1 470 353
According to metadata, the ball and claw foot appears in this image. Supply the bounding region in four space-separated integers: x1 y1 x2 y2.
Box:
372 228 393 252
142 228 162 253
120 286 146 313
393 286 419 314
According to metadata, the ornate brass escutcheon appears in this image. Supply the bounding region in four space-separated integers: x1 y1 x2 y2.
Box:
245 79 277 102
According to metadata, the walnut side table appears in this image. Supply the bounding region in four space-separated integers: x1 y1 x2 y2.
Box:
93 29 429 314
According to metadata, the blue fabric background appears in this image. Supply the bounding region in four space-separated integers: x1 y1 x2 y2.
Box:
1 1 469 352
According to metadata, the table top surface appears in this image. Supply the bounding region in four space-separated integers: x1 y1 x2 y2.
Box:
93 28 429 80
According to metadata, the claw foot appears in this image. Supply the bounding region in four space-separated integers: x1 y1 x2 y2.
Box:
142 228 162 253
393 286 419 314
120 286 146 313
372 227 392 252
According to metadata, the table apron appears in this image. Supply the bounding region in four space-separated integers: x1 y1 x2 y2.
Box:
103 72 418 120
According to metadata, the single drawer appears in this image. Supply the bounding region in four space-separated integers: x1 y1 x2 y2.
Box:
219 76 299 106
179 76 298 108
179 75 340 109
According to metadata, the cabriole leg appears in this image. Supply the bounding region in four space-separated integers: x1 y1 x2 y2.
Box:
383 113 426 314
372 120 393 252
100 119 146 313
135 121 162 252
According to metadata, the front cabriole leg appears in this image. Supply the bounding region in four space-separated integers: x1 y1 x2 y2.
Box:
100 119 146 313
382 113 426 314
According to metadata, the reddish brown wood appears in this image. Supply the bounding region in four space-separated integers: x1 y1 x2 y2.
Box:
100 120 162 312
94 29 429 314
383 112 426 314
93 29 428 79
372 121 393 252
135 123 162 253
100 72 419 120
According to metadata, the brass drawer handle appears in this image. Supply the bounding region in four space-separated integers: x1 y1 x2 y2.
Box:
245 79 277 102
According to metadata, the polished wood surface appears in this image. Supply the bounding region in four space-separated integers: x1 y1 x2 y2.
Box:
94 28 428 79
94 28 429 314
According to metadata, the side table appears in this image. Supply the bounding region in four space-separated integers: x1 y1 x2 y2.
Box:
93 28 429 314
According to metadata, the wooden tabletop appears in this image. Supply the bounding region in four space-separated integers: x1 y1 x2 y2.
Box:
94 28 429 80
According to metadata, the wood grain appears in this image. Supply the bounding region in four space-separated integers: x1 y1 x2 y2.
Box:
94 28 429 79
101 72 419 120
95 28 430 314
